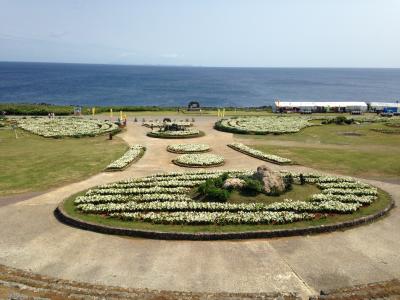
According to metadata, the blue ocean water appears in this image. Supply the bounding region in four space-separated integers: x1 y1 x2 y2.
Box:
0 62 399 107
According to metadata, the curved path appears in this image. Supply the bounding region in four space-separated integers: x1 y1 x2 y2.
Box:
0 117 399 299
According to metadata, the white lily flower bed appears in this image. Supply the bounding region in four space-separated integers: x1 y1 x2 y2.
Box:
105 145 145 171
228 143 291 164
17 117 119 138
173 153 225 167
215 116 314 135
148 128 201 138
143 121 192 128
73 170 380 226
167 143 210 153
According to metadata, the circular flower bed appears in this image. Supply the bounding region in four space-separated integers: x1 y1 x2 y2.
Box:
173 154 225 167
167 143 210 153
16 117 119 138
147 128 203 139
63 170 391 235
215 116 314 135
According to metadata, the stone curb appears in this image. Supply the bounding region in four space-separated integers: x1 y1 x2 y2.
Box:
54 197 395 241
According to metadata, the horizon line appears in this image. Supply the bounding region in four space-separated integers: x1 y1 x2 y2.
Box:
1 60 400 70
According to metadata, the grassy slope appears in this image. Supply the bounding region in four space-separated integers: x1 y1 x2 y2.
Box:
63 186 391 233
237 122 400 181
0 129 128 196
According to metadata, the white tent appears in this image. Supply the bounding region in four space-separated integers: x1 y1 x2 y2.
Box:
274 101 368 112
369 102 400 109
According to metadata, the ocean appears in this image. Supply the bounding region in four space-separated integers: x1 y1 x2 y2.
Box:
0 62 399 107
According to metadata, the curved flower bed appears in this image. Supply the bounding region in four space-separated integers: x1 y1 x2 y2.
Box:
173 154 225 167
17 117 119 138
167 143 210 153
68 170 384 227
147 128 202 139
228 143 291 164
215 116 313 135
105 145 145 171
143 121 192 128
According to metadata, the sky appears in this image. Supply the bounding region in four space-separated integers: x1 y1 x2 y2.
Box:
0 0 399 68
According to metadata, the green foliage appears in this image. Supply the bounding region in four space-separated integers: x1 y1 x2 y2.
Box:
242 178 263 195
299 173 306 185
94 106 176 113
268 186 281 196
0 103 179 116
197 173 231 203
283 174 294 191
0 103 74 116
197 178 215 195
322 116 355 125
206 188 230 203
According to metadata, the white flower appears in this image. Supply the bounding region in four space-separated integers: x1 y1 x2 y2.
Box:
143 121 192 128
73 170 379 225
106 145 145 170
17 117 119 138
217 116 313 134
228 143 291 164
167 143 210 153
174 154 224 166
150 128 200 137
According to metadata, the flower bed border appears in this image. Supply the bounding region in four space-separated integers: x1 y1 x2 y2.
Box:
227 144 291 165
167 148 210 154
147 131 205 139
214 119 308 135
172 159 224 168
55 196 394 241
16 117 121 139
104 148 146 172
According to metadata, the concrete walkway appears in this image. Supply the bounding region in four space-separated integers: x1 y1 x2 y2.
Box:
0 117 399 299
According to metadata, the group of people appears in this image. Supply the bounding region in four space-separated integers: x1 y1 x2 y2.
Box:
47 112 56 118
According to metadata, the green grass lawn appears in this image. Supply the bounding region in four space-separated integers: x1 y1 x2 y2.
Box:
237 123 400 181
62 188 392 234
98 109 274 117
237 122 400 146
0 128 128 196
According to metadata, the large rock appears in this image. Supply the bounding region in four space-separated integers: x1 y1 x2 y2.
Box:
253 165 286 194
223 178 245 189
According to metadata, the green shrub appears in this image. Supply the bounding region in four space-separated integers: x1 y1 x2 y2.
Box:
268 186 281 196
242 178 263 195
197 178 214 195
283 174 294 191
322 116 355 125
299 173 306 185
207 188 230 203
197 174 232 202
335 116 347 124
